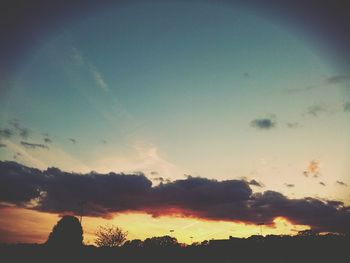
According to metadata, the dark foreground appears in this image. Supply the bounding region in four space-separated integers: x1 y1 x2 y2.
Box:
1 234 348 263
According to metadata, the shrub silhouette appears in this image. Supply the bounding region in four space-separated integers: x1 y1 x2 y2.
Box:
95 224 128 247
46 215 83 248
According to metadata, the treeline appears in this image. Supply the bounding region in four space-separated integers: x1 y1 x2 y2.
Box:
1 233 348 263
0 216 348 262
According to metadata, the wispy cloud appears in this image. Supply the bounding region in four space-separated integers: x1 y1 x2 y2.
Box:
9 119 29 139
306 104 329 117
303 160 320 178
286 122 301 129
343 102 350 112
13 152 22 159
44 138 52 143
286 74 350 93
284 183 295 188
326 75 350 84
89 64 108 91
336 181 348 187
72 47 109 92
20 141 49 150
0 128 14 139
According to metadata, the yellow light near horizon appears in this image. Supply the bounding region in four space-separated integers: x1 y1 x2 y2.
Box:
82 213 310 245
0 207 310 245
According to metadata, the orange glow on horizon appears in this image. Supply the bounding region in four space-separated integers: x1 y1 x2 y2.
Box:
0 207 310 245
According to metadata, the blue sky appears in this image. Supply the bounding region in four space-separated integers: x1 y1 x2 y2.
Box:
1 0 350 217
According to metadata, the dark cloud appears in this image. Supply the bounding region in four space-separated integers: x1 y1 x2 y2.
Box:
20 141 49 150
150 171 158 175
285 184 295 188
306 105 329 117
319 182 326 186
0 161 350 233
100 139 107 144
336 181 348 186
344 102 350 112
0 128 14 139
286 122 301 129
247 179 264 187
0 143 6 148
69 138 76 144
0 161 46 204
250 118 276 130
326 200 344 208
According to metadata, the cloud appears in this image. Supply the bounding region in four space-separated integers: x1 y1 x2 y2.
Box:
285 184 295 188
286 74 350 93
326 74 350 84
0 143 6 148
151 177 171 184
250 118 276 130
13 152 22 160
303 160 320 178
9 120 29 139
336 181 348 186
344 102 350 112
1 161 350 233
68 138 76 144
0 161 46 204
72 47 108 92
247 179 264 187
286 122 301 129
306 105 329 117
20 141 49 150
319 182 326 186
44 138 52 143
89 65 108 91
0 128 14 139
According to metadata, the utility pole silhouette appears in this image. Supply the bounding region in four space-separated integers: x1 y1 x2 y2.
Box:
78 201 86 224
258 222 264 236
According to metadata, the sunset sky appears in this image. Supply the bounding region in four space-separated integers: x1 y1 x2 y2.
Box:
1 0 350 245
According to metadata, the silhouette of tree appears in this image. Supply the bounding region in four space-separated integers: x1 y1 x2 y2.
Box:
46 215 83 248
123 239 143 248
95 224 128 247
200 240 209 246
143 235 179 248
297 229 319 237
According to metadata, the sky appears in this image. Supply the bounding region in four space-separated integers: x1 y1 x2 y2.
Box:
0 0 350 245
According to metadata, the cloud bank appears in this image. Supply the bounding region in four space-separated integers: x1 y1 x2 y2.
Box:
0 161 349 233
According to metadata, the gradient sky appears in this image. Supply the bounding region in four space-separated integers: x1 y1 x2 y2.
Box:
1 1 350 244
